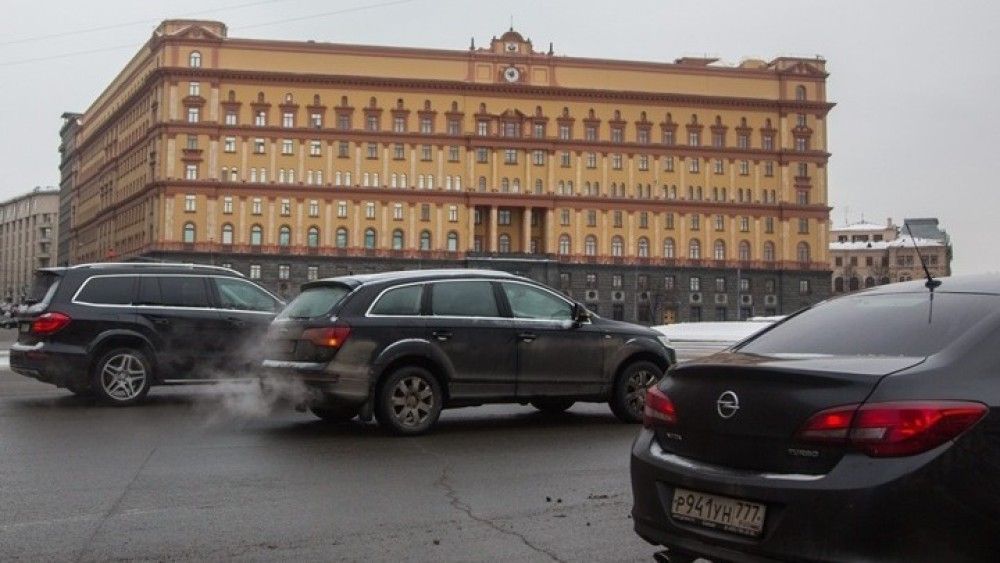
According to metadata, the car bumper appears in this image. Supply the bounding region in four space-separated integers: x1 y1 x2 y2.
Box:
9 341 90 389
260 359 370 406
630 428 999 562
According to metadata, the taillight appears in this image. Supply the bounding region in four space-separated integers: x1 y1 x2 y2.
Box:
31 312 71 335
796 401 988 458
643 386 677 428
301 324 351 348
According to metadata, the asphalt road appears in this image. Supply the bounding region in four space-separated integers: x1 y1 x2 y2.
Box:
0 339 656 562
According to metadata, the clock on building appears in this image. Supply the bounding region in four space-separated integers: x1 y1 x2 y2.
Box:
505 42 518 53
502 66 521 82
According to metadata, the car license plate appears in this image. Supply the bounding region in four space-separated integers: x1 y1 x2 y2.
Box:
671 488 766 537
19 322 29 333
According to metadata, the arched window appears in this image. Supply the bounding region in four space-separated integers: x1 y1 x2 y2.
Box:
501 178 510 193
221 223 234 245
611 236 624 257
797 241 811 263
392 229 404 250
189 51 202 68
391 173 398 188
498 234 511 254
307 226 320 248
478 176 487 191
864 276 875 288
663 238 676 258
584 235 597 256
880 276 891 286
418 175 425 189
335 227 348 248
277 225 291 246
399 173 407 187
763 241 776 262
364 228 377 249
427 175 434 189
566 181 573 195
250 224 263 246
454 176 461 190
183 222 196 243
713 239 726 261
795 85 807 101
534 179 543 194
512 179 520 193
419 230 432 251
738 240 751 261
558 181 565 195
689 238 701 259
558 234 571 255
834 277 844 293
849 277 860 291
637 237 650 258
447 232 459 252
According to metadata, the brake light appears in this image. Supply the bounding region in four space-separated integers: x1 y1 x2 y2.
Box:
31 312 71 335
301 324 351 348
796 401 988 457
643 386 677 428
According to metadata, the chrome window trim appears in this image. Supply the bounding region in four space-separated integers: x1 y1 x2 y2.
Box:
71 274 280 313
649 441 824 482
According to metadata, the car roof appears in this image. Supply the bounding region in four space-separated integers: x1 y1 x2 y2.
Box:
44 262 245 278
307 268 522 289
856 273 1000 296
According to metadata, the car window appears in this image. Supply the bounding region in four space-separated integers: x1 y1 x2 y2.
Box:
276 284 352 319
501 282 572 321
157 276 210 308
431 281 499 317
76 276 135 305
26 271 61 306
739 292 1000 358
136 277 162 306
213 277 279 312
370 284 423 316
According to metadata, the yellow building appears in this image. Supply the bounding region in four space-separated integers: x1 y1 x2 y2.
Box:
61 19 834 323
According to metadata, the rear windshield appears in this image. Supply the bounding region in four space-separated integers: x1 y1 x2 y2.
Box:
26 271 61 306
276 285 351 319
739 292 999 358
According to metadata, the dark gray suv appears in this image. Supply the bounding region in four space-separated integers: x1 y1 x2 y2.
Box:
262 269 675 435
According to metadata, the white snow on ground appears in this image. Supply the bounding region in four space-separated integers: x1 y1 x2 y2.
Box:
0 352 9 369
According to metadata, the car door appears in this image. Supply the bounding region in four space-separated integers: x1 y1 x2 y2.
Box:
424 279 516 400
134 275 220 379
498 281 605 398
209 276 282 375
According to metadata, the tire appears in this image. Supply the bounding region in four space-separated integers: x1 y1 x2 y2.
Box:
374 366 443 436
310 405 359 423
609 361 664 423
530 398 576 414
91 347 153 406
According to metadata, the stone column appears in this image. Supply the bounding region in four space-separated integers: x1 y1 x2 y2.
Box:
488 206 499 253
545 208 555 253
522 207 532 253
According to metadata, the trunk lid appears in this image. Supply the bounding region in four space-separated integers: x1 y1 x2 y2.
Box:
656 352 924 474
16 269 63 345
265 282 353 362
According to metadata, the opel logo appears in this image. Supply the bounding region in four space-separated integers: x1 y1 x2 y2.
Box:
716 390 740 419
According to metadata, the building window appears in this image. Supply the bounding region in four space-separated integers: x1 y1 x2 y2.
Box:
611 236 624 257
690 214 700 230
611 154 623 170
799 279 811 295
739 241 751 261
799 218 809 234
278 225 291 246
254 138 265 154
448 205 458 222
664 275 675 291
690 276 701 292
713 240 726 260
278 265 290 280
637 237 649 257
254 111 267 126
763 241 776 262
249 224 263 245
499 209 512 225
182 222 196 243
447 232 459 252
498 234 511 254
187 107 199 123
584 235 597 256
476 148 489 163
363 228 377 249
533 150 545 166
638 154 649 171
185 165 198 180
222 196 233 214
390 229 404 250
688 158 700 173
764 217 775 233
225 111 237 126
797 242 811 263
558 235 571 255
249 264 261 279
221 223 234 245
306 227 320 248
282 112 294 128
189 51 201 68
689 239 701 259
560 151 571 167
663 238 675 258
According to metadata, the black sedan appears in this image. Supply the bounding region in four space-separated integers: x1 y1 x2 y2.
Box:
631 274 1000 562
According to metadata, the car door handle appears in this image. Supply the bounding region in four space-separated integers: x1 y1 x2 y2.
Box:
225 317 247 327
150 317 170 326
518 332 537 342
432 330 452 342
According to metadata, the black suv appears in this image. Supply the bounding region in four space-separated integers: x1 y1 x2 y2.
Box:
262 269 675 435
9 263 283 405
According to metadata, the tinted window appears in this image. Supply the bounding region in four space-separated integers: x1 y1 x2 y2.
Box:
136 277 162 306
26 271 61 305
277 285 351 319
158 276 209 308
739 292 1000 358
431 281 499 317
370 285 423 316
501 282 572 321
76 276 135 305
213 277 278 312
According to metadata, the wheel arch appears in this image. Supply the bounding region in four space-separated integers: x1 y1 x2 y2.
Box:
87 331 159 382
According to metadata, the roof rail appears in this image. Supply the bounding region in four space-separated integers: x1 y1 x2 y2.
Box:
69 262 245 277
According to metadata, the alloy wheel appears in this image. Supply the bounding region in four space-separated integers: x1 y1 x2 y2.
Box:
100 353 147 402
624 369 659 417
389 376 435 428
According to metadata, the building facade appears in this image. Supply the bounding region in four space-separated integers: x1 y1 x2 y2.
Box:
60 19 834 323
0 187 59 303
829 218 951 293
58 112 83 266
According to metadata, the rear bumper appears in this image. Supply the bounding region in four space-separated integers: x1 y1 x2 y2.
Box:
9 341 90 389
260 359 370 406
630 428 1000 562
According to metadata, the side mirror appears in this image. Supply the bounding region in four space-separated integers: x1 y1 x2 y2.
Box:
571 302 590 326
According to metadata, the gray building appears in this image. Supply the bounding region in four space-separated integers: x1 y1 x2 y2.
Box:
0 187 60 303
58 112 82 267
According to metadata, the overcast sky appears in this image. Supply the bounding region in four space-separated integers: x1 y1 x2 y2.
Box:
1 0 997 273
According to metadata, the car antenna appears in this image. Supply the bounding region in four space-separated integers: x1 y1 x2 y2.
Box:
904 223 941 292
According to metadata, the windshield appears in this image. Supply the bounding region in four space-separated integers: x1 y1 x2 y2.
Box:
275 284 352 319
738 292 999 358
